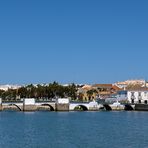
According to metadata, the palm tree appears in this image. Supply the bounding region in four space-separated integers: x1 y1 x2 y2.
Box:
87 89 98 101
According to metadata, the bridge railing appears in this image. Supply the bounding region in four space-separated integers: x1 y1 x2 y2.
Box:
2 100 23 103
70 101 90 104
2 99 56 103
36 100 56 103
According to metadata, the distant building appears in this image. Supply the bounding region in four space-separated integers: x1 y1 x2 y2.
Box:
77 84 121 101
115 79 146 89
77 85 95 101
92 84 120 99
116 90 127 101
0 85 21 91
127 87 148 104
105 90 128 103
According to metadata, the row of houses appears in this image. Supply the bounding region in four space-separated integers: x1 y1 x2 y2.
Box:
77 84 148 104
77 84 120 101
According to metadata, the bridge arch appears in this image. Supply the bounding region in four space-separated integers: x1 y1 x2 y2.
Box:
74 105 88 111
103 104 112 111
3 104 22 111
37 104 55 111
124 104 134 111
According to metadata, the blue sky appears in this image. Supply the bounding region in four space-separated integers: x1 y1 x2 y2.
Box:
0 0 148 84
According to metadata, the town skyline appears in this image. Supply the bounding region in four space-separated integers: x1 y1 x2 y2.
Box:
0 79 147 90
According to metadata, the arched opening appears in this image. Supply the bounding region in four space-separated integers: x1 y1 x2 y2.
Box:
3 104 22 111
124 104 134 111
37 104 54 111
99 106 105 110
103 104 112 111
74 105 88 111
144 100 147 104
139 100 141 104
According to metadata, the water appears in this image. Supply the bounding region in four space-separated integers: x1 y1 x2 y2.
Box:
0 111 148 148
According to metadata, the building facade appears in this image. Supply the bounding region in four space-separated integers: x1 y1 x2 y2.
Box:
127 88 148 104
77 84 121 101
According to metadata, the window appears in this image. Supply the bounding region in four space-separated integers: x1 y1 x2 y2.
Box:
138 92 142 100
131 92 135 100
138 92 141 96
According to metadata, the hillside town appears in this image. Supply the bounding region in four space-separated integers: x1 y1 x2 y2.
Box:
0 79 148 105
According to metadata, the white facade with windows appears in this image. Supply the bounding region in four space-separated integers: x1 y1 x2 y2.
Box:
127 89 148 104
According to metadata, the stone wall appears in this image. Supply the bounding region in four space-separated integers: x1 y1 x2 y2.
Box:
89 107 99 111
135 104 148 111
23 105 37 111
0 105 2 111
56 104 69 111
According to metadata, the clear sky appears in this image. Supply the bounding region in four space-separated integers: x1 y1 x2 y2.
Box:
0 0 148 84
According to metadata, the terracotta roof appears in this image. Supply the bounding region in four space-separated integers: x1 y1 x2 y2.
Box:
127 87 148 91
92 84 120 90
92 84 112 89
112 85 121 91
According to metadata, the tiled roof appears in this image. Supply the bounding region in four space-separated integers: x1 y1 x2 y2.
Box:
92 84 120 90
112 85 121 91
127 87 148 91
92 84 112 89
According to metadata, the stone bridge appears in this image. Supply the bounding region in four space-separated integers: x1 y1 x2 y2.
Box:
35 102 56 111
69 101 101 111
1 100 56 111
102 103 135 111
0 98 136 111
69 101 135 111
2 102 23 111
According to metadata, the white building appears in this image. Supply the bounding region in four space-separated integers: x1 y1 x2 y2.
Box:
0 85 21 91
127 88 148 104
115 79 146 89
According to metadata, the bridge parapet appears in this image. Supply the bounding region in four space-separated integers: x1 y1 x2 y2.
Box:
1 99 56 111
56 98 69 111
69 101 100 111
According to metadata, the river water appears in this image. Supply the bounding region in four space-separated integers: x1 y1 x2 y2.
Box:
0 111 148 148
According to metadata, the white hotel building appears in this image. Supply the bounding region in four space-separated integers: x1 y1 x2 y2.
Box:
127 88 148 104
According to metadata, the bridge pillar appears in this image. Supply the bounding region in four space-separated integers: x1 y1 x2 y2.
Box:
0 98 2 111
23 98 37 111
56 98 69 111
89 101 99 111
